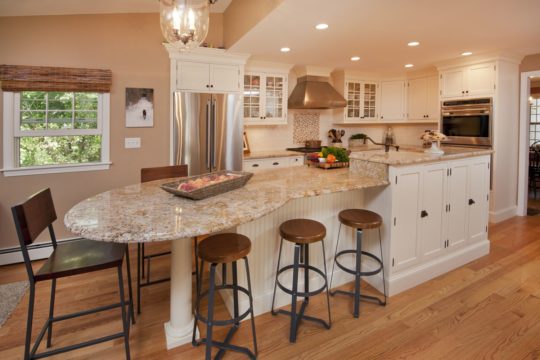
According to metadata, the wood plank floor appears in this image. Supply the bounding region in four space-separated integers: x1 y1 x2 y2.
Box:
1 215 540 359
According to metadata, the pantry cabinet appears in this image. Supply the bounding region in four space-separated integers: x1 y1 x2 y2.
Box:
379 80 407 121
389 155 490 273
407 76 439 121
244 72 288 125
440 62 496 99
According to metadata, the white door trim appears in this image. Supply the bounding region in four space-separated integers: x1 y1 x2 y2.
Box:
517 70 540 216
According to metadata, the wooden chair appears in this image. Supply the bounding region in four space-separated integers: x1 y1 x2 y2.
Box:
11 188 134 360
138 165 197 314
529 145 540 199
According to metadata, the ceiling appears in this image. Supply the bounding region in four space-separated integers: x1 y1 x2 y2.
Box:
0 0 232 16
229 0 540 75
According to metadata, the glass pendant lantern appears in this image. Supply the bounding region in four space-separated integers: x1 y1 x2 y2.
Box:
160 0 211 51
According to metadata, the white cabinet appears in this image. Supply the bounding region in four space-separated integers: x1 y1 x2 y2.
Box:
379 80 407 121
244 72 288 125
344 80 379 122
408 76 439 121
177 61 241 92
243 156 303 173
389 155 490 274
440 62 495 99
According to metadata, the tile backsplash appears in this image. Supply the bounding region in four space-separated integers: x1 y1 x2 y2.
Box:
293 113 320 144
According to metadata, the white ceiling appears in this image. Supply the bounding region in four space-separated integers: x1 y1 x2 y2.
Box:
0 0 232 16
229 0 540 75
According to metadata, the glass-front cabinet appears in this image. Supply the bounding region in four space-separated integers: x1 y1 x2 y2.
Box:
244 72 288 125
344 80 379 122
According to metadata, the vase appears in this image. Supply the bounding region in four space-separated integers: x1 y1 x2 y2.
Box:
424 141 444 155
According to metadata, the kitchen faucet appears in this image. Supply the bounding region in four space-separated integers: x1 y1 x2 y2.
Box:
364 136 400 152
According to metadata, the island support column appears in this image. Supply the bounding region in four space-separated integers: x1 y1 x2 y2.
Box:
164 238 196 349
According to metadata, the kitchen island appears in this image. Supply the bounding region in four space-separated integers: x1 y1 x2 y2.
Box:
64 146 492 350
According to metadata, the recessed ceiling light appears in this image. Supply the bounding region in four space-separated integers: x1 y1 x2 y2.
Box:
315 23 329 30
408 41 420 47
461 51 473 56
280 47 290 53
404 64 414 68
351 56 360 61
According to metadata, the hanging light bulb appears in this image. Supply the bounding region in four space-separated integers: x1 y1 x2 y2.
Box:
160 0 216 51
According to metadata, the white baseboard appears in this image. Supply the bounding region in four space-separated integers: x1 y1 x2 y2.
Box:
489 205 517 223
0 237 80 266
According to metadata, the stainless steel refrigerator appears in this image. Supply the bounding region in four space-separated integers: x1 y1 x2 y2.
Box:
173 92 243 176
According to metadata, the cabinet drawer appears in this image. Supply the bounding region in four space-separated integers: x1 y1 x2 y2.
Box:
243 157 293 172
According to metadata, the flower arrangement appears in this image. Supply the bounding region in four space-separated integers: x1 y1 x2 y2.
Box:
420 130 447 142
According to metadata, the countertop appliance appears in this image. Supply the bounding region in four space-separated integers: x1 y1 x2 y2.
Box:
440 98 492 147
173 92 243 176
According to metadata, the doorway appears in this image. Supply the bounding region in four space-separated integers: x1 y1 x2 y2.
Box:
517 70 540 216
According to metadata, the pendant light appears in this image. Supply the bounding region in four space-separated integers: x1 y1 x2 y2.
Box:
160 0 218 51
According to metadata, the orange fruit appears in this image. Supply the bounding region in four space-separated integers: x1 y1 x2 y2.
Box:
327 154 336 163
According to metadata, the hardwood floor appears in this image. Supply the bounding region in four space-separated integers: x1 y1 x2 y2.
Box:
1 216 540 359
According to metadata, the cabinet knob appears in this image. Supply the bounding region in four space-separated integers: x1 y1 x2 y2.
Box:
273 162 279 166
468 198 475 205
381 116 384 119
420 210 428 218
210 84 214 88
466 90 469 94
252 164 259 167
206 84 210 88
461 90 465 94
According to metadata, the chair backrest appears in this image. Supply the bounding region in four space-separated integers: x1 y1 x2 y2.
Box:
140 165 188 183
11 188 57 247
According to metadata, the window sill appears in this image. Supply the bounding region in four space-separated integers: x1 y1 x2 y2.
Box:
1 162 112 177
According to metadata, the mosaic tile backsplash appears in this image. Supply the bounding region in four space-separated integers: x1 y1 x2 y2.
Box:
293 113 320 144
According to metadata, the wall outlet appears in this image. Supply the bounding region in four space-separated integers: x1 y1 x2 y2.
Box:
125 137 141 149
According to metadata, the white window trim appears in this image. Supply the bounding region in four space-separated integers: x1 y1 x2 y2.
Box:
2 92 111 176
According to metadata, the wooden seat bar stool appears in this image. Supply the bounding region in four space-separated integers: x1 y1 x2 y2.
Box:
11 188 134 360
192 233 258 359
271 219 332 343
138 165 200 314
330 209 387 318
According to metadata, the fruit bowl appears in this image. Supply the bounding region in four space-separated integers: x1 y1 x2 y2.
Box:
160 170 253 200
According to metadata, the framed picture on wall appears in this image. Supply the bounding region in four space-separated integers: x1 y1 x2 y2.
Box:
125 88 154 127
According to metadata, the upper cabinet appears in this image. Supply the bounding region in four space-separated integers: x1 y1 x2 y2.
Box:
244 72 288 125
408 76 439 121
440 62 496 99
344 80 379 122
177 62 241 93
379 80 407 121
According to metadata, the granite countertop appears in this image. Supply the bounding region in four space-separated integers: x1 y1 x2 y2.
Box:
244 150 302 160
64 166 388 243
350 146 493 166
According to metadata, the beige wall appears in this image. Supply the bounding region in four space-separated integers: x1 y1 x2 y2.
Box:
0 13 223 249
520 53 540 72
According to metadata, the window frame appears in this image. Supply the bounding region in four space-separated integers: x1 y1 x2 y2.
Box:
2 91 111 176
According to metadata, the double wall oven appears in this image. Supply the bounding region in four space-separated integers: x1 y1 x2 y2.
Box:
440 97 492 147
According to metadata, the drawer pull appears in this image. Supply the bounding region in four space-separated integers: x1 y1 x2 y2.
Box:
273 162 279 166
252 164 259 167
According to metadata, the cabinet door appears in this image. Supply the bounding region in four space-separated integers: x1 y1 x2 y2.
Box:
288 156 303 167
210 64 240 92
177 62 210 91
392 169 422 272
467 158 489 243
466 63 495 96
264 75 287 122
361 82 378 120
407 78 428 120
345 81 362 121
380 81 406 120
243 74 262 122
426 76 440 120
440 69 465 98
447 162 469 249
419 164 447 261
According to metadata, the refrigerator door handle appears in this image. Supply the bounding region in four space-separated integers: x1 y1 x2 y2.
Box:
212 99 217 169
206 100 211 171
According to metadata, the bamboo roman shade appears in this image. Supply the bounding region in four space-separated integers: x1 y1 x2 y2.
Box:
0 65 112 92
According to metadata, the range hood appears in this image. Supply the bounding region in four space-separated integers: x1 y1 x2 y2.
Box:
288 75 346 109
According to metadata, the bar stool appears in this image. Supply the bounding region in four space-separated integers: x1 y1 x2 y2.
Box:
192 233 258 360
330 209 387 318
271 219 331 343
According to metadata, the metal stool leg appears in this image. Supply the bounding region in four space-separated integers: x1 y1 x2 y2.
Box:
378 228 387 305
244 257 258 357
117 265 131 360
46 278 56 348
24 283 35 360
141 243 145 278
271 237 285 315
194 238 199 295
304 244 309 303
321 241 332 327
205 264 217 360
329 223 343 293
192 259 205 346
289 244 301 343
137 243 142 314
353 228 363 318
125 247 136 325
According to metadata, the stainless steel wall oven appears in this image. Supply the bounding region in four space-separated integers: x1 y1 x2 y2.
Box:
440 98 492 147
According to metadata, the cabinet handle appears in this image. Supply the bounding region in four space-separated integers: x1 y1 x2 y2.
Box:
210 84 214 88
469 198 475 205
421 210 428 218
462 90 465 94
381 116 384 119
273 162 279 166
466 90 469 94
252 164 259 167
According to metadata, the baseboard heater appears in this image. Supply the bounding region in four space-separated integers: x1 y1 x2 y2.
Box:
0 237 82 266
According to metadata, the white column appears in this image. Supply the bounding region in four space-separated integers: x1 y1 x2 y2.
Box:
164 238 196 349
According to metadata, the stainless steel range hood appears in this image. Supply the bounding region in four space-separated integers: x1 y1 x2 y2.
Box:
288 75 346 109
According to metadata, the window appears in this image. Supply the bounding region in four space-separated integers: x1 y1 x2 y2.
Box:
530 98 540 146
2 91 110 176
